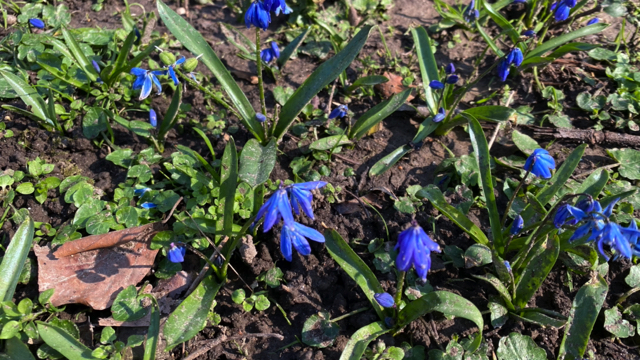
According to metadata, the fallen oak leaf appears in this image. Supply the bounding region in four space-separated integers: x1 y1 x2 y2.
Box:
374 72 416 101
36 223 166 310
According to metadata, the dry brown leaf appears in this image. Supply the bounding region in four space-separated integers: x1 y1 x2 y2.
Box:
374 72 416 101
36 224 165 310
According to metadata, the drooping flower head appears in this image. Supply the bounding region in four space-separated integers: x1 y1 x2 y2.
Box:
553 0 576 21
329 105 348 119
429 80 444 90
280 221 325 261
286 181 327 220
92 60 103 83
131 68 168 100
395 221 441 281
245 1 271 30
587 18 599 25
510 215 524 235
497 48 524 82
445 63 456 75
374 293 395 308
446 74 459 84
29 18 45 29
150 109 158 127
167 243 186 263
253 185 294 232
168 56 186 86
134 187 151 196
524 148 556 179
463 0 480 22
140 202 157 209
522 30 536 38
260 42 280 63
256 113 267 122
433 107 446 123
553 203 585 228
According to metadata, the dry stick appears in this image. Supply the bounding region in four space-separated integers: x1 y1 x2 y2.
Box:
183 333 284 360
343 189 371 218
488 91 515 150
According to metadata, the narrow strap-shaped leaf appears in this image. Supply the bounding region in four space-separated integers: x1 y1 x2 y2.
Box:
482 0 520 44
339 322 389 360
412 117 440 143
576 168 609 197
220 139 238 237
0 69 49 123
411 27 439 114
521 43 597 68
416 185 490 245
349 88 411 140
397 291 484 352
464 113 504 252
324 229 389 321
0 217 34 302
514 235 559 309
117 39 163 78
106 29 136 85
476 22 504 57
557 275 608 360
176 145 220 184
4 334 36 360
526 23 608 59
49 38 75 63
141 295 160 360
536 144 586 206
37 321 96 360
472 274 514 310
157 0 263 142
347 75 389 93
369 144 412 177
158 86 183 140
61 27 99 82
277 27 311 68
36 60 91 92
273 26 373 141
164 275 222 351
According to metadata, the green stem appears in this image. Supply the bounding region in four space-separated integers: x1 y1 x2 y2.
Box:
501 167 532 229
255 28 267 116
394 271 406 307
174 69 241 119
330 307 369 323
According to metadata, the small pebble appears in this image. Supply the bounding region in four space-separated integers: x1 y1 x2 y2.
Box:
176 7 186 15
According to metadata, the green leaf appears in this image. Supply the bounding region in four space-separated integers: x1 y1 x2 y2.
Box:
512 130 539 156
0 217 34 302
111 285 148 322
604 308 635 338
301 311 339 348
625 265 640 287
239 139 277 188
464 106 515 122
36 55 91 92
309 135 352 151
514 236 559 309
496 333 546 360
157 86 183 141
106 29 136 85
347 75 389 93
105 149 134 168
465 114 503 252
607 148 640 180
16 182 34 195
141 295 160 360
220 139 238 237
514 309 566 328
339 322 389 360
323 229 388 321
412 118 440 144
273 26 373 141
482 0 520 44
164 275 222 351
416 185 489 246
369 145 412 176
61 27 99 82
525 24 608 60
349 88 411 140
156 0 263 141
37 321 96 360
464 244 492 268
557 275 608 360
118 39 163 80
476 22 504 57
576 168 609 197
411 27 439 114
397 291 484 352
82 107 107 139
0 69 49 124
472 274 514 310
4 336 36 360
277 27 311 68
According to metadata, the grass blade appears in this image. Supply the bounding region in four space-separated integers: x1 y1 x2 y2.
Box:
0 217 34 302
107 29 136 85
277 27 311 68
141 295 160 360
61 27 99 83
349 88 411 140
0 69 49 124
158 86 183 140
273 26 373 141
482 0 520 44
411 26 439 114
369 144 412 176
526 23 608 59
220 139 238 237
157 0 263 142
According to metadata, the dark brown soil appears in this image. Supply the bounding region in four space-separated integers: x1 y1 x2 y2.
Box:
2 0 639 359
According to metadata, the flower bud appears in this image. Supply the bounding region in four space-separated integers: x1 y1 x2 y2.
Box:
183 57 199 72
159 52 176 66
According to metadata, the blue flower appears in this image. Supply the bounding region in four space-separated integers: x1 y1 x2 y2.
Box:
504 260 512 273
374 293 395 308
245 1 271 30
446 75 459 84
553 0 574 21
134 188 151 196
625 220 640 257
280 221 325 261
260 42 280 63
287 181 327 220
149 109 157 127
576 197 600 213
463 0 480 22
254 187 294 232
329 105 348 119
587 18 599 25
168 243 186 263
131 68 168 100
168 56 186 85
29 18 45 29
433 107 446 122
445 63 455 75
498 48 524 82
554 203 585 228
429 80 444 90
92 60 103 83
524 148 556 179
512 0 526 3
140 202 157 209
277 4 293 15
134 27 141 45
395 221 441 281
510 215 524 235
497 59 511 82
256 113 267 122
522 30 536 37
596 223 633 260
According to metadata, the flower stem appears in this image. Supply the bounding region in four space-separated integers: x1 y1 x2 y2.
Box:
255 28 267 116
501 167 532 229
394 271 406 307
330 307 369 323
174 69 241 119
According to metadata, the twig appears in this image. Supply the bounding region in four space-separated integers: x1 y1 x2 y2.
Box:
183 333 284 360
332 153 360 165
